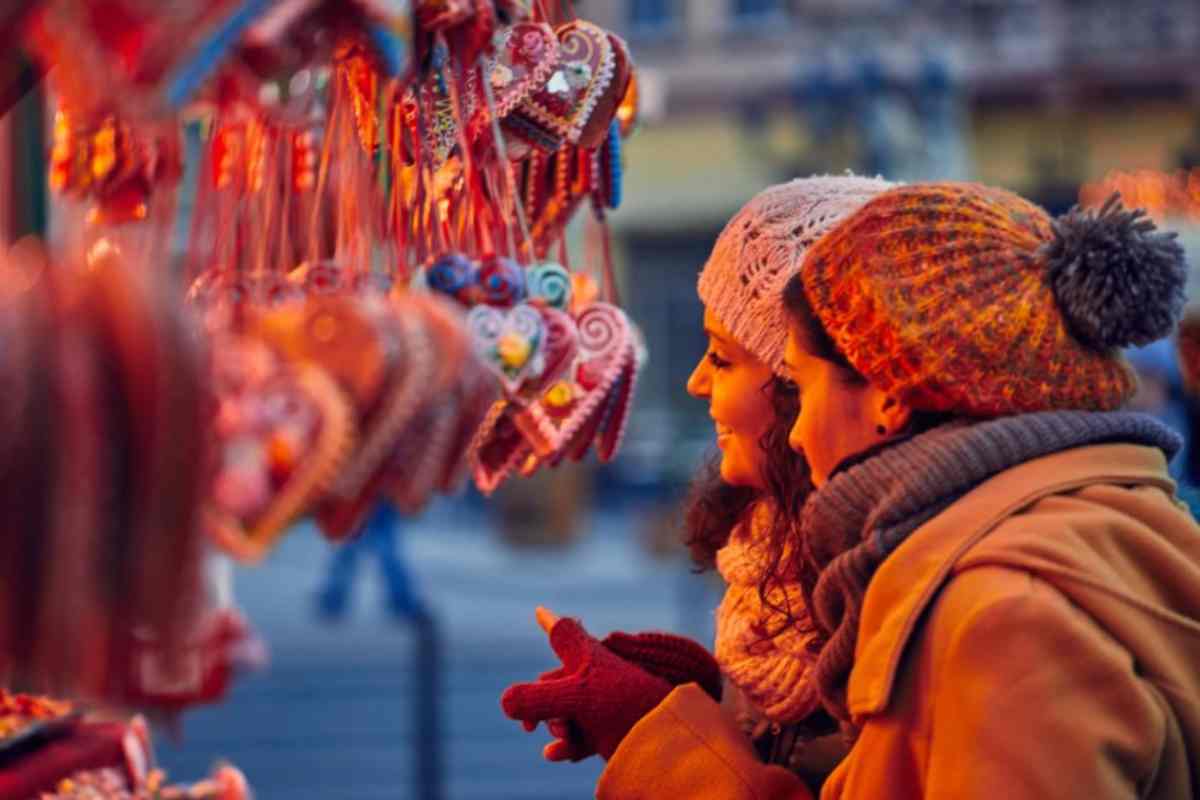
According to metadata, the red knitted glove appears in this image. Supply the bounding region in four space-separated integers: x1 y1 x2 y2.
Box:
601 630 723 702
501 616 674 761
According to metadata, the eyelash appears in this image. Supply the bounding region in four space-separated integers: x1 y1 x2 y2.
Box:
707 351 731 370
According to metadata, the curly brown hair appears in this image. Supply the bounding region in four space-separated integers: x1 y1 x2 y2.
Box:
681 372 819 643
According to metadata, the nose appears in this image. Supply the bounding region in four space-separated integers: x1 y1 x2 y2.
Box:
686 357 710 398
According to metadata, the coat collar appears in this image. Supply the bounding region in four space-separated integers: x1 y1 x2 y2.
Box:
845 443 1176 719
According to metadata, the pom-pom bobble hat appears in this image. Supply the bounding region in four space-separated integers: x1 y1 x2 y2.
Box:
798 181 1188 416
697 174 897 376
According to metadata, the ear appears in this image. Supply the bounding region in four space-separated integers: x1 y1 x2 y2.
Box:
872 389 913 438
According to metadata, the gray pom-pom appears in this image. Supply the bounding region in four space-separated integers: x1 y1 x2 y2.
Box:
1043 193 1187 351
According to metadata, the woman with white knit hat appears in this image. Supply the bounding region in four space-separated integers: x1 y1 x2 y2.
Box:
499 174 894 794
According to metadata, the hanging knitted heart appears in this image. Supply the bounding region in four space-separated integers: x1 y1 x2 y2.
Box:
467 22 559 143
468 302 547 394
513 21 616 147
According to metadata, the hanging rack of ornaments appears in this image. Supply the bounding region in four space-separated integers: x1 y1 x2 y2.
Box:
26 0 643 563
0 1 641 794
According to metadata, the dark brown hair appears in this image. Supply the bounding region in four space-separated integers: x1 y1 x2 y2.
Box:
682 370 820 651
682 374 810 572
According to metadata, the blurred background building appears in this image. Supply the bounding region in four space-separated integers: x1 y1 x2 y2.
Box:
587 0 1200 510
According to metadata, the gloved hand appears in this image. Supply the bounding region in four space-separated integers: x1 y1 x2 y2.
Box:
501 609 675 762
601 629 722 702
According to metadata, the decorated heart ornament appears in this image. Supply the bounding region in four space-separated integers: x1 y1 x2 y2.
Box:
468 302 546 394
528 306 578 391
594 349 638 462
381 296 471 512
440 355 500 492
316 300 439 540
468 22 559 143
511 21 616 148
577 31 633 150
469 399 532 494
480 301 633 478
204 337 356 563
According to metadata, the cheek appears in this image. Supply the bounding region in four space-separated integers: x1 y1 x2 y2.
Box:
715 383 772 441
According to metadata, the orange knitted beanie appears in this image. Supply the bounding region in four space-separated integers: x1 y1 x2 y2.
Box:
799 183 1188 416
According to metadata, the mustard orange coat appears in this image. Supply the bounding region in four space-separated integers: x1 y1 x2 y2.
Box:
598 444 1200 799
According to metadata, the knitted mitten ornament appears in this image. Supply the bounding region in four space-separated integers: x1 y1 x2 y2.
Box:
501 617 674 761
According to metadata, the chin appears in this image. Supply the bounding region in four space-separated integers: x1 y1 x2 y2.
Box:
719 457 766 491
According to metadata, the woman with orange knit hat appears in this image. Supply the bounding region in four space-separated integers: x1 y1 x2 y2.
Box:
506 180 1200 799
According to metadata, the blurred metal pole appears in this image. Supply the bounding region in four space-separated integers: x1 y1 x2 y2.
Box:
410 609 444 800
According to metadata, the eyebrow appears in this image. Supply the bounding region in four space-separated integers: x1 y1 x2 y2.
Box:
703 328 728 343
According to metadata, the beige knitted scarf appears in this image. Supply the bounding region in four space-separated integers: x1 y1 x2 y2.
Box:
714 503 821 726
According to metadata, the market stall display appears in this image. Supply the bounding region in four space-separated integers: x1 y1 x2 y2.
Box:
2 1 643 794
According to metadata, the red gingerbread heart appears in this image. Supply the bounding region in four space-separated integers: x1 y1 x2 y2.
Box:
507 21 617 150
204 335 356 563
577 32 633 150
467 22 559 144
467 301 635 489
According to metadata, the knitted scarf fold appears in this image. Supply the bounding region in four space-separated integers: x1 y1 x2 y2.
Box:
803 409 1182 724
715 502 821 727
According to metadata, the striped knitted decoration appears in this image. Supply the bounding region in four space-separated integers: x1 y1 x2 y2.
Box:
800 182 1187 416
698 174 895 375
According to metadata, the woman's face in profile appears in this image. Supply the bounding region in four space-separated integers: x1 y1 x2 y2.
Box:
782 326 900 487
687 310 777 490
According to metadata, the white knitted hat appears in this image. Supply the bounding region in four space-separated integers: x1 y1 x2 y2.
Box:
697 174 896 375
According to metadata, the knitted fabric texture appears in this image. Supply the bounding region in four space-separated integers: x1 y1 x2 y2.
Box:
715 503 822 725
801 409 1183 725
800 182 1155 415
698 174 895 375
